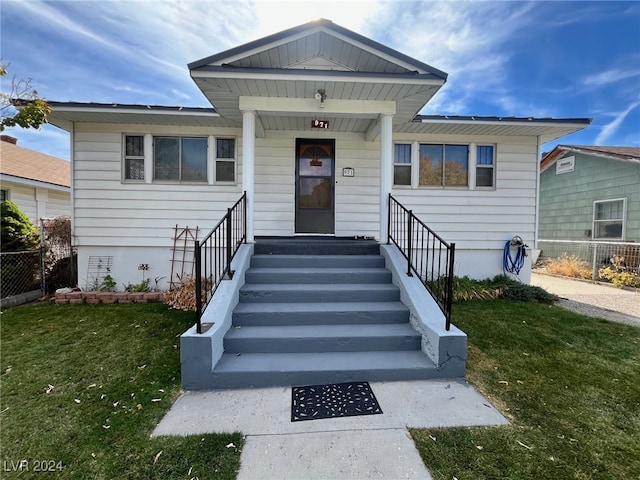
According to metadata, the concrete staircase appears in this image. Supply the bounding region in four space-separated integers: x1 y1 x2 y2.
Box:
206 239 439 388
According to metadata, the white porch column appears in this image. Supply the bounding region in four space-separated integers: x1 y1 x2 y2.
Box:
379 114 393 242
242 110 256 242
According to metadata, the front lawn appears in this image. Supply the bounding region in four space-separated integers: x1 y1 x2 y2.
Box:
413 300 640 480
0 303 243 479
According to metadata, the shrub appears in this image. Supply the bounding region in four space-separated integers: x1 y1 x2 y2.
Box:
545 254 592 279
1 200 40 251
597 266 640 288
452 275 557 304
164 275 212 311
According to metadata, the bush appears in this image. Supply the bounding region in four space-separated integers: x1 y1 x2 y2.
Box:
164 276 212 311
545 254 592 279
598 266 640 288
1 200 40 251
453 275 557 304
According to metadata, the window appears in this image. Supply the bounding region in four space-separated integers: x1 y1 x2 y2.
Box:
154 136 207 182
419 144 468 187
0 189 8 201
124 135 145 181
476 145 495 187
593 199 626 239
215 138 235 182
393 143 411 185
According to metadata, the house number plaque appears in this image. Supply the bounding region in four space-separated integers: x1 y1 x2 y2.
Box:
311 119 330 129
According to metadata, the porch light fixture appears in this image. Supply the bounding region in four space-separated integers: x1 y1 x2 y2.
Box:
314 89 327 107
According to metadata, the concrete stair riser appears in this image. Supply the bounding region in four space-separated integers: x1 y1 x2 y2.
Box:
250 254 386 269
232 302 410 326
224 324 422 353
245 268 392 285
238 284 401 303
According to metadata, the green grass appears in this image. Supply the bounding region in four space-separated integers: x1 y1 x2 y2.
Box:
0 303 243 479
412 300 640 480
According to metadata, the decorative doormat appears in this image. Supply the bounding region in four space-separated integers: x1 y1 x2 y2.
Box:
291 381 383 422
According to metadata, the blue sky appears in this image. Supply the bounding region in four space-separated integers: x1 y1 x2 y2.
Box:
1 0 639 160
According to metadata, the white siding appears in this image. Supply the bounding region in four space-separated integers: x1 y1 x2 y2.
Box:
3 183 37 222
72 124 243 249
391 134 539 251
0 181 70 224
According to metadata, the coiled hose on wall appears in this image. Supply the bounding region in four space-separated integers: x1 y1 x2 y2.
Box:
503 236 528 276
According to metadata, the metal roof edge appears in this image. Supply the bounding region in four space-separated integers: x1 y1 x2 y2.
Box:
415 115 593 126
48 102 219 116
541 144 640 170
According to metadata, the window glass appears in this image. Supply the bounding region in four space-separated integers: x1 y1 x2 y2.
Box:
181 137 207 181
154 137 180 181
124 135 145 181
476 145 495 187
0 189 7 201
216 138 235 158
216 161 235 182
594 199 625 239
419 144 443 186
444 144 468 186
393 144 412 186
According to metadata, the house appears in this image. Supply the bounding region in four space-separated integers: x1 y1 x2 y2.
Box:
538 145 640 275
45 19 590 389
539 145 640 242
0 135 71 225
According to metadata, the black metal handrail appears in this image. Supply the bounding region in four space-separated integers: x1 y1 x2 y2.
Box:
195 192 247 333
388 194 455 331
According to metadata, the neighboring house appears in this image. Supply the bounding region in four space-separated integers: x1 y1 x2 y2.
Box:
0 135 71 225
539 145 640 242
45 19 590 290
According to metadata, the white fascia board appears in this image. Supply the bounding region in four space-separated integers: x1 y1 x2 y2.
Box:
239 96 396 116
0 174 70 192
52 106 220 118
420 118 587 129
560 146 640 164
192 69 444 86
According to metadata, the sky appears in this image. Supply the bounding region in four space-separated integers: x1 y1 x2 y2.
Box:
1 0 639 160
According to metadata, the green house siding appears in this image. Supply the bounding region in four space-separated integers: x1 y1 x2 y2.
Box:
539 153 640 241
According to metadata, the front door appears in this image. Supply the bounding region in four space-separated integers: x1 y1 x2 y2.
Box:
295 139 335 234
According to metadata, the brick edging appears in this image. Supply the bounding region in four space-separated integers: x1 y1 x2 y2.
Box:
55 291 164 304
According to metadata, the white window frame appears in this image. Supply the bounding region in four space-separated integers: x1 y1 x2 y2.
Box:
214 137 237 184
593 198 626 240
392 142 412 187
475 144 496 189
153 136 209 184
122 134 146 183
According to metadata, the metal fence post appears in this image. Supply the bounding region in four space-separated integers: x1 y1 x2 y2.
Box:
226 208 233 279
407 210 413 277
194 240 202 334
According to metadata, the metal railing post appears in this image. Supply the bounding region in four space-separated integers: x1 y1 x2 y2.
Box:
194 239 202 334
387 193 392 245
445 243 455 331
226 208 233 279
406 210 413 277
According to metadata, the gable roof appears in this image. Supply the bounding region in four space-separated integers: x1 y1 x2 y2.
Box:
0 137 70 189
541 144 640 171
188 19 448 127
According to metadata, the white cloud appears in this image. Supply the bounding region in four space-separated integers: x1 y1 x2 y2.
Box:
583 68 640 87
595 102 640 145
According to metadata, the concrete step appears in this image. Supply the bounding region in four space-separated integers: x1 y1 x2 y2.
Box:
238 283 401 303
224 323 422 353
210 351 439 389
254 239 379 256
250 254 385 269
245 267 392 284
232 301 410 326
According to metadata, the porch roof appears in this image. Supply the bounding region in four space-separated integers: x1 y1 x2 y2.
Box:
188 19 448 127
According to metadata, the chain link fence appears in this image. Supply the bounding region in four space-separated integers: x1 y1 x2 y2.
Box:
1 217 76 307
536 239 640 280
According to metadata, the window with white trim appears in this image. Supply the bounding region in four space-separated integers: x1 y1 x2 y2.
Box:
393 143 412 186
593 198 626 240
215 138 236 182
476 145 495 188
123 135 145 181
154 136 207 182
419 143 468 187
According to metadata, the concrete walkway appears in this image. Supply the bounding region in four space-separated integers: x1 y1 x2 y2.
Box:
153 380 507 479
531 272 640 327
